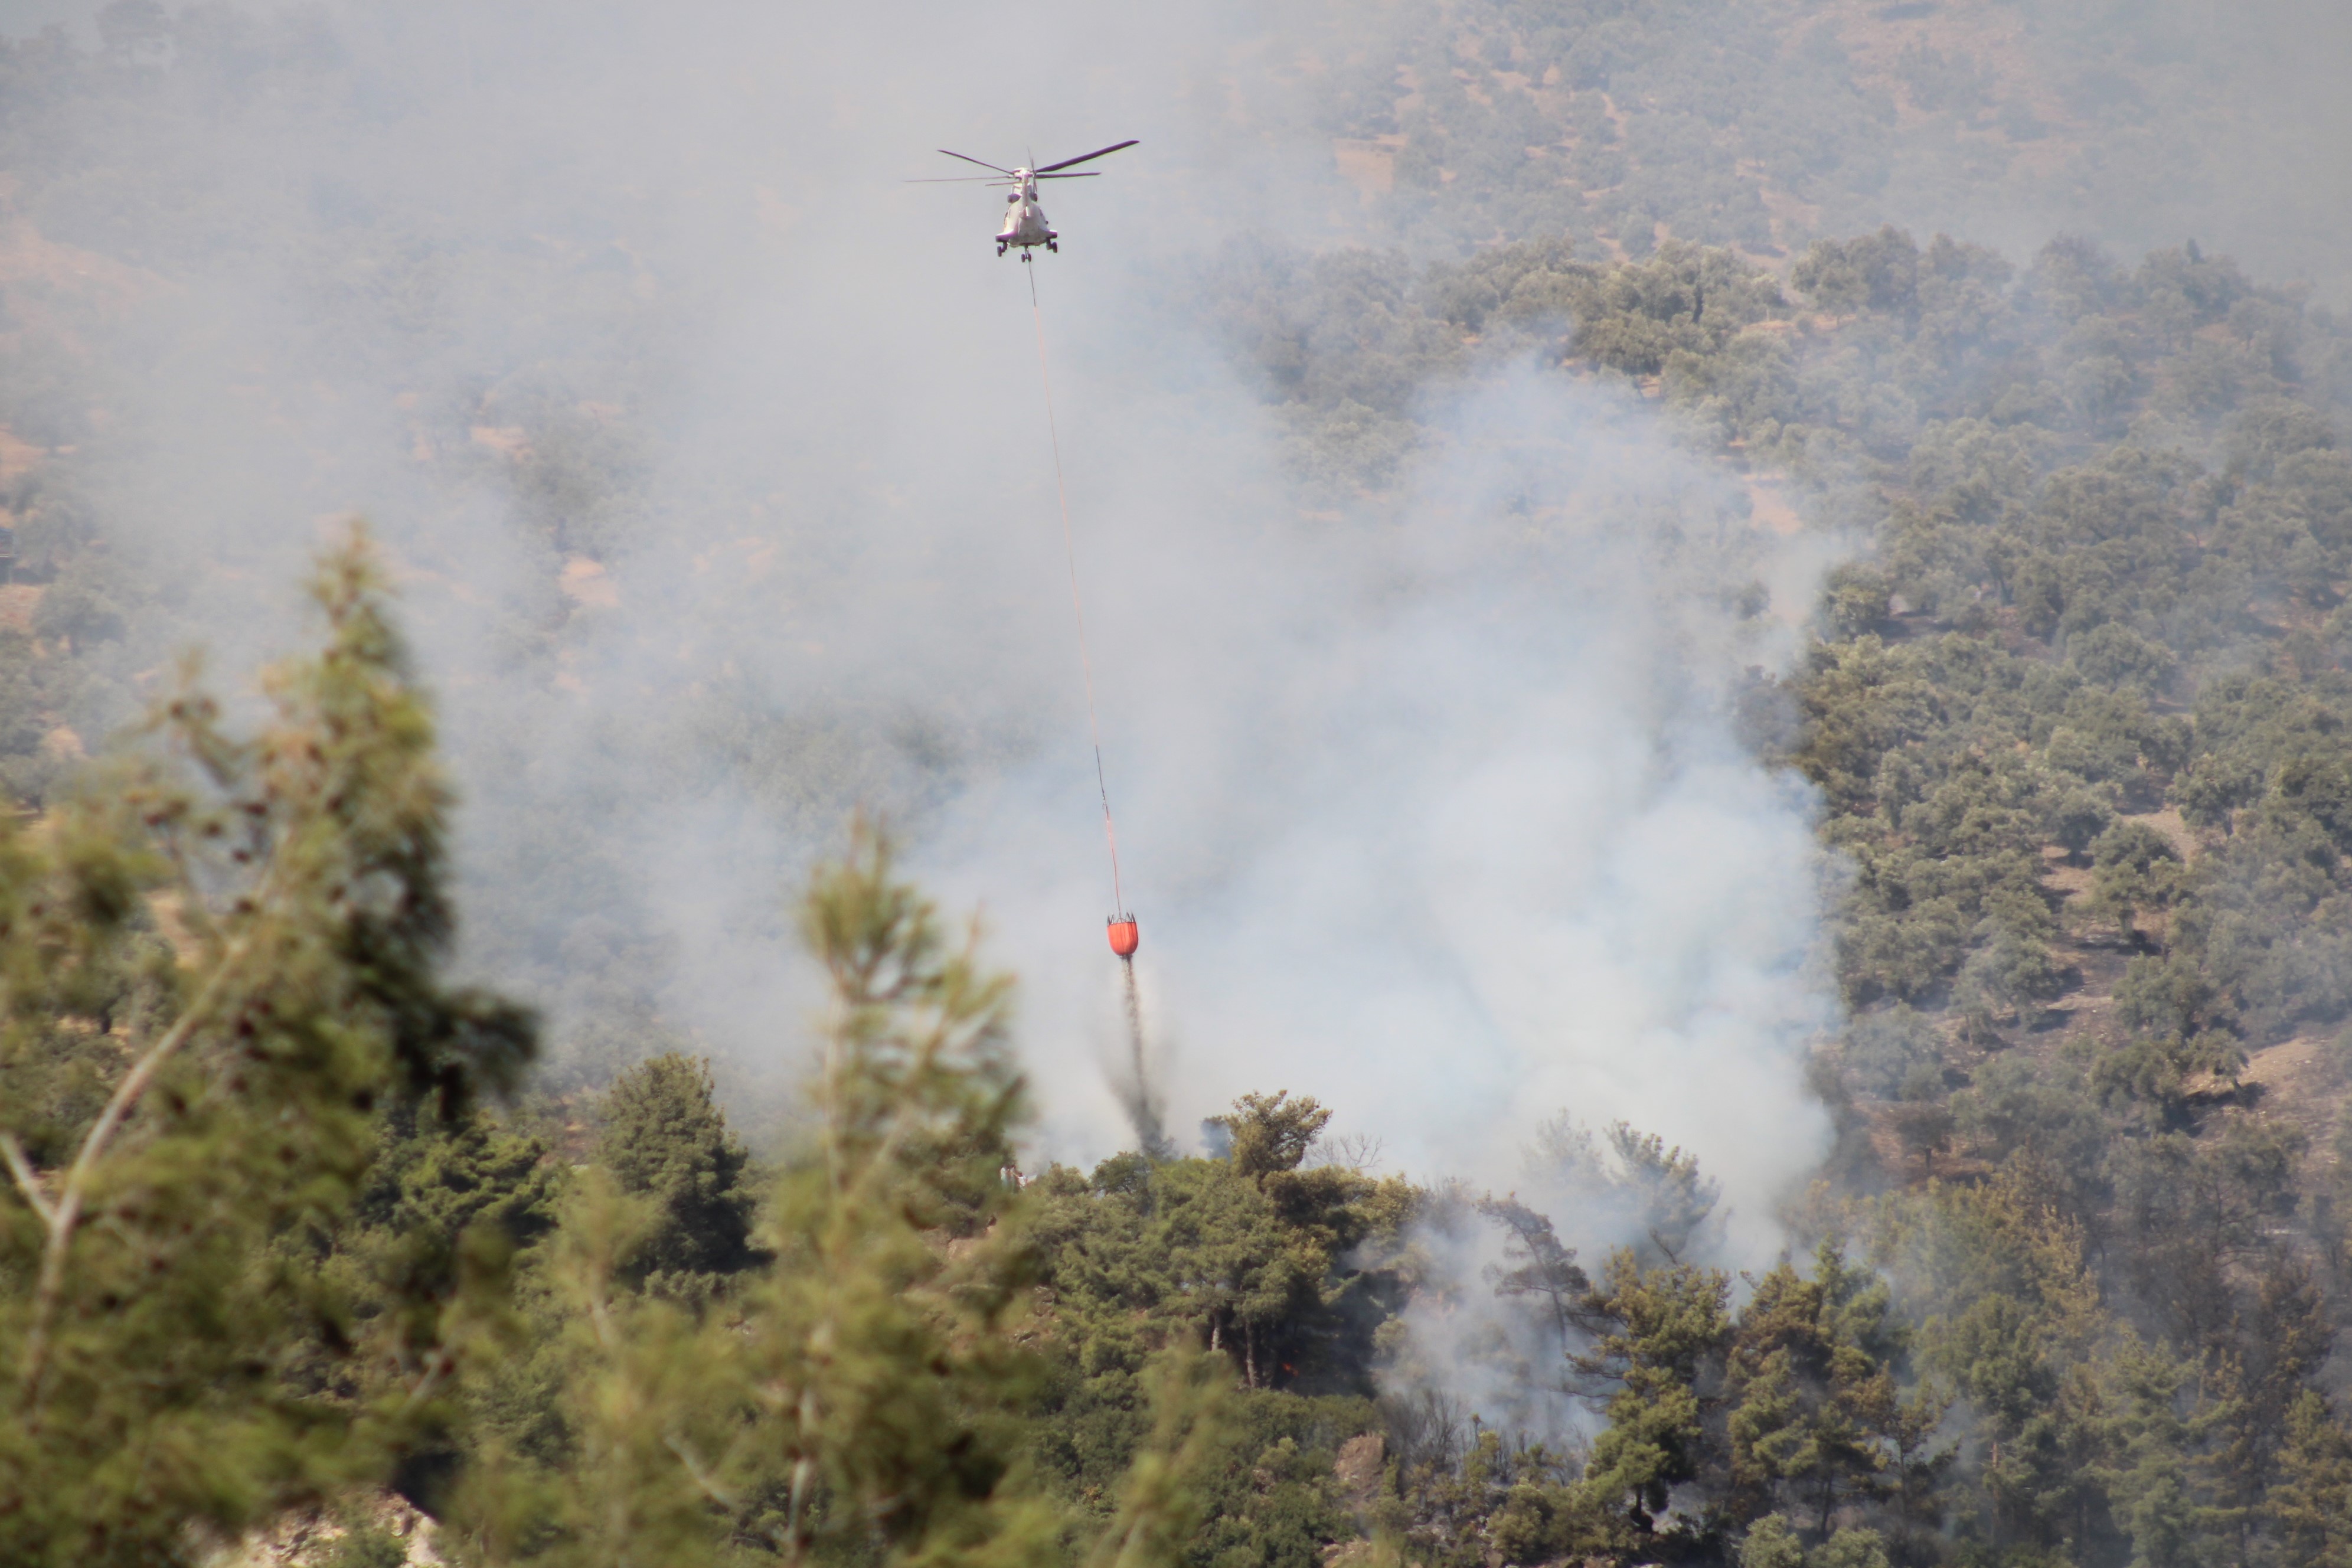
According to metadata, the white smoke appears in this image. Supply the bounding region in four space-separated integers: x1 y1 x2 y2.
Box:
907 355 1842 1243
0 0 1844 1238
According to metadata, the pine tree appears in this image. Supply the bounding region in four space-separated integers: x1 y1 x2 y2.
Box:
2093 1337 2215 1568
1724 1242 1911 1536
0 528 536 1567
1210 1090 1331 1181
2269 1391 2352 1568
595 1051 760 1288
1571 1249 1733 1548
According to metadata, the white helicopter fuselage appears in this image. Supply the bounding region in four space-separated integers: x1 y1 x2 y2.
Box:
929 140 1131 256
996 173 1057 256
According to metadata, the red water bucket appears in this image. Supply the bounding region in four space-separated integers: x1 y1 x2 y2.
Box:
1107 916 1139 957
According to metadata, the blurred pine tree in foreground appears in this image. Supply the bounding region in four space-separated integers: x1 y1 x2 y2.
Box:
0 536 1230 1568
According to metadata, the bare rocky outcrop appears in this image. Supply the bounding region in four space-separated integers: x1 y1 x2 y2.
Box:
208 1492 443 1568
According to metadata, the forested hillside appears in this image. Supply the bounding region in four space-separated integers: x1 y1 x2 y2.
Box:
1302 0 2350 295
6 2 2352 1567
1040 220 2352 1567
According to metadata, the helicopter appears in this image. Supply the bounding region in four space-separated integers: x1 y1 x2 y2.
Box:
913 140 1138 257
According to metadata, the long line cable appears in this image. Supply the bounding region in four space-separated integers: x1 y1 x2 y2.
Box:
1027 260 1126 916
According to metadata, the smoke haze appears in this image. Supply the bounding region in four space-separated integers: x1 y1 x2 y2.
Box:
4 0 2348 1255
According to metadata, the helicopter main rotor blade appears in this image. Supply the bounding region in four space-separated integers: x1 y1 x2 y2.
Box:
1034 139 1138 173
937 148 1017 174
1033 171 1102 179
904 175 1012 182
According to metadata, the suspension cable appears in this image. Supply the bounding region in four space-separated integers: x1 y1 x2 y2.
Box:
1027 260 1126 917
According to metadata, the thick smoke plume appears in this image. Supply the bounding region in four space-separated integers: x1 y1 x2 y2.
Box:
0 0 1848 1240
933 352 1843 1243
